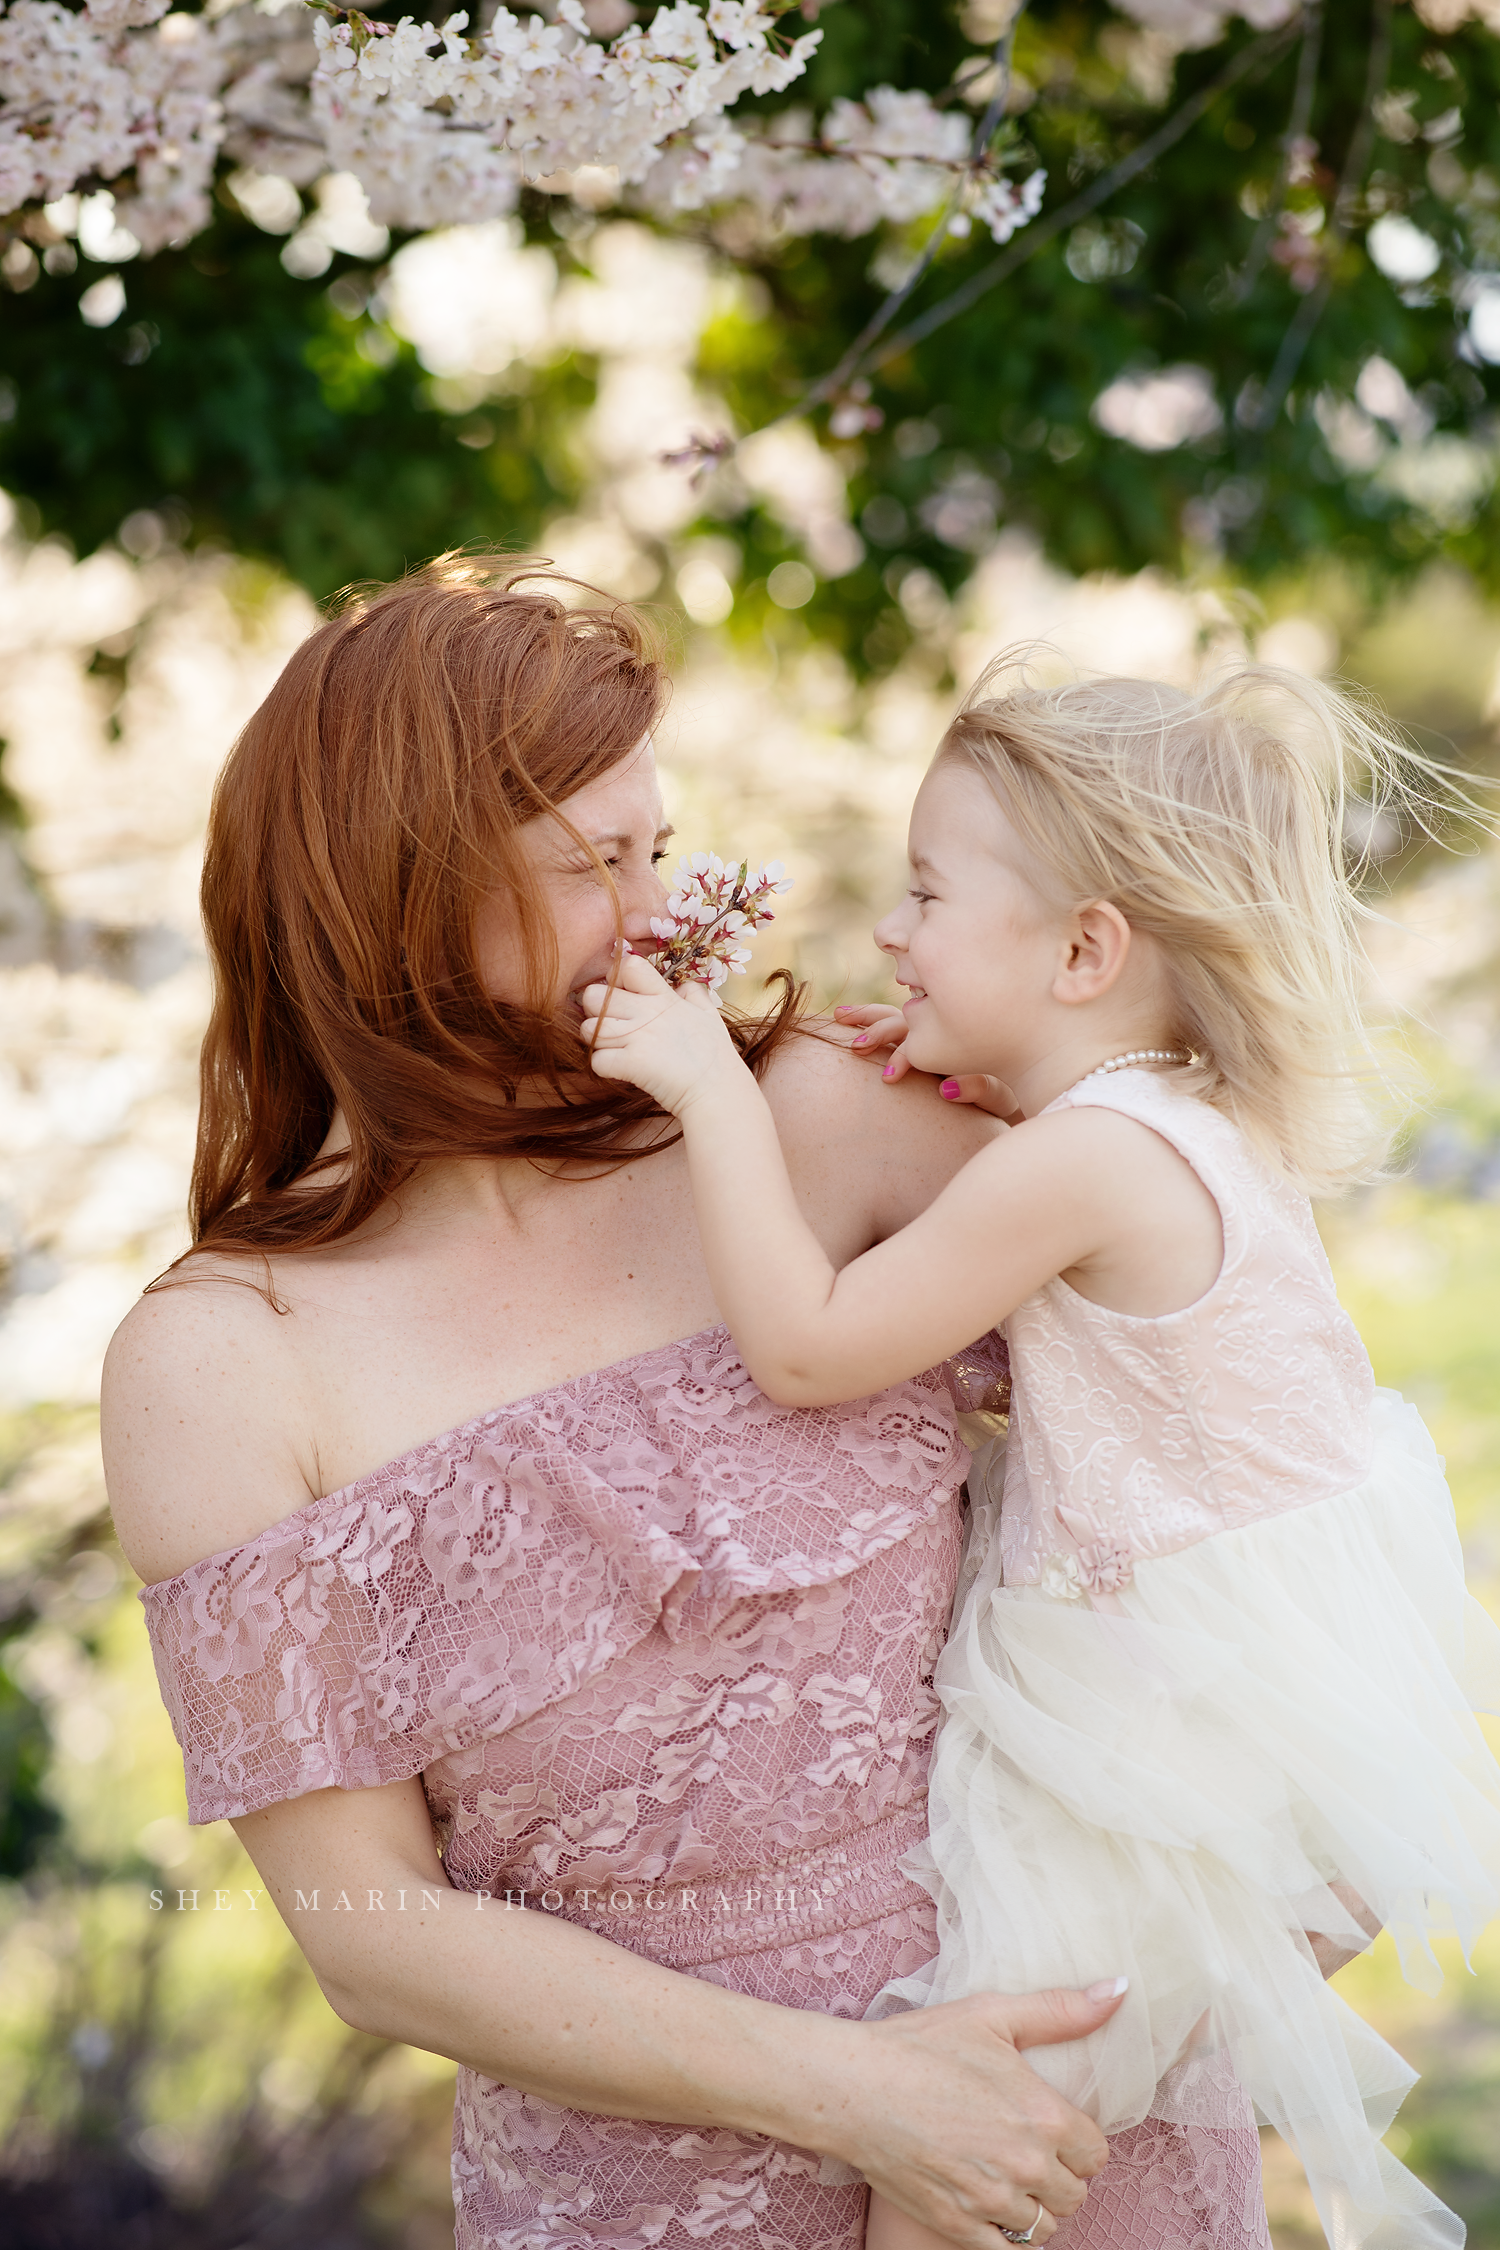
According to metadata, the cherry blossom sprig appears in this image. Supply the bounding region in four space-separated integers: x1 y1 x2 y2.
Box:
648 851 790 992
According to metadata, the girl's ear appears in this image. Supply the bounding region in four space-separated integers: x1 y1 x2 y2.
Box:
1053 900 1132 1006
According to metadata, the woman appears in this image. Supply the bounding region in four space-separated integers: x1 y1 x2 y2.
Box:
103 558 1271 2250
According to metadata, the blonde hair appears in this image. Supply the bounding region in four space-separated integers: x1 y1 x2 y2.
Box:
940 650 1452 1194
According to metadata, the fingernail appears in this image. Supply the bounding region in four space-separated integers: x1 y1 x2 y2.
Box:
1085 1977 1129 2002
882 1065 895 1080
853 1033 868 1045
940 1079 959 1099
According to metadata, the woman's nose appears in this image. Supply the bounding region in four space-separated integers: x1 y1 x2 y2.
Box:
621 865 670 941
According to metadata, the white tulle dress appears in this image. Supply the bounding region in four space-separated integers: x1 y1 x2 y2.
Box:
881 1069 1500 2250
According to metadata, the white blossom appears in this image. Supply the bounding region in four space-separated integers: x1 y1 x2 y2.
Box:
1110 0 1296 48
0 2 1056 271
82 0 169 29
969 166 1046 246
664 85 1000 245
0 0 225 249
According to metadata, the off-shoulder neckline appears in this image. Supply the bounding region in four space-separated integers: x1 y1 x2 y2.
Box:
140 1321 731 1597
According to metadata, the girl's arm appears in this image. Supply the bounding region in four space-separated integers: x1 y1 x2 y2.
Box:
235 1777 1121 2247
583 956 1119 1408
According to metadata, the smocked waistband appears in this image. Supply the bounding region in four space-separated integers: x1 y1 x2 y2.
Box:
458 1801 934 1972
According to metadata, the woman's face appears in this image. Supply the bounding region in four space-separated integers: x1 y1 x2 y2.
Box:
474 737 674 1025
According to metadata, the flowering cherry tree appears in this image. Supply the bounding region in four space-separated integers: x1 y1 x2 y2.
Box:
3 0 1500 639
0 0 1052 253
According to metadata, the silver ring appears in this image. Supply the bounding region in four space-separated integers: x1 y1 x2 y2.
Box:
999 2204 1043 2245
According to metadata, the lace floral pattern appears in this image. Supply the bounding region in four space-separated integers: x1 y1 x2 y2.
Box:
142 1321 1265 2248
1001 1073 1375 1595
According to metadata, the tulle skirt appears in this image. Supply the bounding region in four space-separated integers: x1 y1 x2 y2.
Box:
882 1390 1500 2249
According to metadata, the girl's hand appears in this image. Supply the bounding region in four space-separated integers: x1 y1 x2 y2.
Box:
835 1002 915 1080
581 948 743 1116
833 1005 1024 1125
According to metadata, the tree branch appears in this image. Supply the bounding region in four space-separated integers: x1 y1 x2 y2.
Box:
1245 0 1394 434
785 6 1028 422
860 20 1298 379
1225 0 1322 308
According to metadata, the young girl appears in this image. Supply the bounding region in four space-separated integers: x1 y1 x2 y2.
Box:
580 659 1500 2250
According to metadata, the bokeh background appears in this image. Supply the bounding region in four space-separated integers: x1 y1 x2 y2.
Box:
3 2 1500 2244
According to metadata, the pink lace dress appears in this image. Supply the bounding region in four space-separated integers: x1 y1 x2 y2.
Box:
141 1323 1269 2250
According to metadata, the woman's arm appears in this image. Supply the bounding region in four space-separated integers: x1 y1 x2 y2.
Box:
236 1777 1122 2247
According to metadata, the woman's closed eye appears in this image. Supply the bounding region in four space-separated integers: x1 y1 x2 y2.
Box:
566 849 669 876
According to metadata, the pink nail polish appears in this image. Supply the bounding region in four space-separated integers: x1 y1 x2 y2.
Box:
940 1079 959 1099
882 1065 895 1080
853 1033 868 1045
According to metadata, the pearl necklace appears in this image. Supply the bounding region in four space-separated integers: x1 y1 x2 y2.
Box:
1085 1047 1192 1077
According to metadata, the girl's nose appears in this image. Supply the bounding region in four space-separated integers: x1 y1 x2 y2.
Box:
872 909 902 956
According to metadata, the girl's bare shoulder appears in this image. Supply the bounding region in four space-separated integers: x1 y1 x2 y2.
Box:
102 1257 321 1585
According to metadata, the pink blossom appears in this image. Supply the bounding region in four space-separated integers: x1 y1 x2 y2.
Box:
650 852 791 991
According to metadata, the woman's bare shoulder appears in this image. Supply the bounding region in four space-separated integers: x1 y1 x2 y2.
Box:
102 1259 321 1586
761 1021 999 1236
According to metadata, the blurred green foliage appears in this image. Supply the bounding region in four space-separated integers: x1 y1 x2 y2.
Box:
0 1646 60 1882
0 202 590 592
3 1 1500 654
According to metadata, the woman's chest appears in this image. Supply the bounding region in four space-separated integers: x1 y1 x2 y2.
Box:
287 1162 723 1494
285 1143 881 1499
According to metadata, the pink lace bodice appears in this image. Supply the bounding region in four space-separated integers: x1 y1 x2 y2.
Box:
141 1319 1265 2250
1000 1070 1375 1598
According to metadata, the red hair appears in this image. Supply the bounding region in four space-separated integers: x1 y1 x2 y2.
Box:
173 553 799 1271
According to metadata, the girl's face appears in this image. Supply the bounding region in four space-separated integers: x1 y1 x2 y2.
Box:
874 759 1070 1081
474 738 674 1025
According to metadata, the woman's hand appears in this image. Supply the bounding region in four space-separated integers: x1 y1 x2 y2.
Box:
819 1984 1126 2248
581 948 745 1115
833 1006 1023 1125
